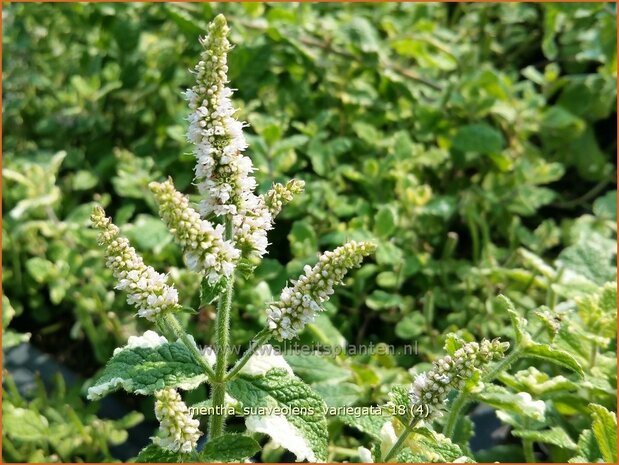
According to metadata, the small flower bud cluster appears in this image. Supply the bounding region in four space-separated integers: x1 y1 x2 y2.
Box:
267 241 376 340
184 14 271 260
262 179 305 218
232 196 272 260
91 206 179 321
154 388 202 453
149 179 240 283
408 339 509 420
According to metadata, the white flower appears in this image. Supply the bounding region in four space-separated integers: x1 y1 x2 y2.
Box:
267 241 376 340
91 206 179 321
185 14 271 260
153 388 202 453
150 179 240 282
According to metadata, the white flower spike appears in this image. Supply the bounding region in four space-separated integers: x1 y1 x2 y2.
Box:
267 241 376 340
185 14 271 260
150 179 240 283
91 206 179 321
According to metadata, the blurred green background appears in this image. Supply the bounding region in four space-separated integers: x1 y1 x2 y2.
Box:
2 2 617 463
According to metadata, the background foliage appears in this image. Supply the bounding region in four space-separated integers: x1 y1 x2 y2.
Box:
2 2 617 463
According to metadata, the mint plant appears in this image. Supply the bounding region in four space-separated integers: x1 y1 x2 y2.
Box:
87 15 375 462
5 5 616 463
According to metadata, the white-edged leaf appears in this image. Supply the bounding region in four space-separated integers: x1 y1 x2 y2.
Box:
228 368 328 462
87 340 207 400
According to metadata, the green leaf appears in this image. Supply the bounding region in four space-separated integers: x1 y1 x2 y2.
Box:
374 205 398 238
135 444 194 463
312 382 363 407
339 414 386 441
87 341 207 400
557 237 617 285
395 313 426 339
589 403 617 463
593 190 617 221
25 257 55 283
200 275 227 306
283 354 351 384
288 220 318 258
201 434 261 462
125 214 173 253
497 295 526 345
512 427 577 450
228 368 328 462
366 290 403 311
570 430 601 463
474 385 546 422
452 123 505 154
3 405 49 441
523 343 584 378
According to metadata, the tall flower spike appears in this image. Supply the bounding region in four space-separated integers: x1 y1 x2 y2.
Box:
154 388 202 453
262 179 305 219
149 179 240 284
407 339 509 421
185 14 271 260
91 206 179 321
267 241 376 340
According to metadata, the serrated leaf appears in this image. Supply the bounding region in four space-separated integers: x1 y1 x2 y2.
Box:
312 382 363 407
589 403 617 463
87 342 207 400
283 354 351 384
570 429 601 463
201 434 261 462
512 427 577 450
523 343 584 378
200 275 227 306
497 295 526 345
475 385 546 422
135 444 195 463
228 368 328 462
339 415 386 441
407 428 470 462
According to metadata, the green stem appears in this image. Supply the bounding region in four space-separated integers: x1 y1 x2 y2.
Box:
209 218 235 439
161 312 216 380
443 348 523 438
442 392 469 439
225 328 271 381
522 417 535 462
383 419 419 462
481 347 522 383
523 438 535 462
